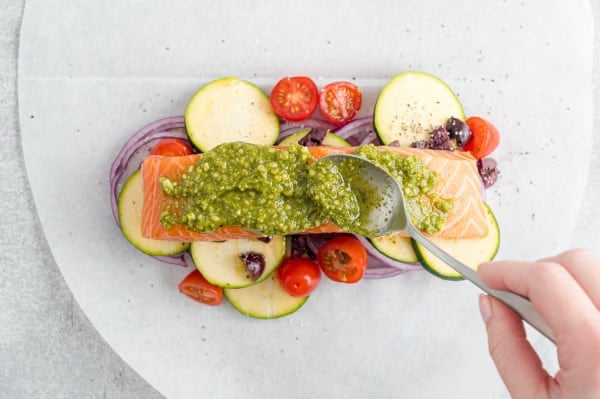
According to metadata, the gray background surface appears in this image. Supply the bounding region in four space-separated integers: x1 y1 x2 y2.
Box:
0 1 598 398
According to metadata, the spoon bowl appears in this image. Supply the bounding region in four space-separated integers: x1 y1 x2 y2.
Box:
321 153 410 237
320 153 556 344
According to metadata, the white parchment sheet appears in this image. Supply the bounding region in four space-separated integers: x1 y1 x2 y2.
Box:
18 1 593 398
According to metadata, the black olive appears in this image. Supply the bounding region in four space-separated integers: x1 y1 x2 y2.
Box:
298 128 328 147
238 252 265 281
446 117 472 147
410 126 454 151
477 158 499 188
290 235 309 258
428 127 454 151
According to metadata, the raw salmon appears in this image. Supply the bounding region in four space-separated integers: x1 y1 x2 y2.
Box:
141 146 488 241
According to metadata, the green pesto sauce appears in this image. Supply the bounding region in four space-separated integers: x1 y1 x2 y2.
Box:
307 156 385 236
159 142 453 236
350 145 453 234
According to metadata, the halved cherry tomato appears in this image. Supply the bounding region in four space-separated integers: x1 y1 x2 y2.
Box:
178 269 223 306
270 76 319 121
317 235 368 283
277 257 321 297
462 117 500 159
318 81 362 126
150 138 194 156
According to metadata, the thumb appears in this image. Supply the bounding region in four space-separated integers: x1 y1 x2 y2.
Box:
479 294 551 399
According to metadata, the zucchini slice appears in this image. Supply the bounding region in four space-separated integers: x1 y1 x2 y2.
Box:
184 77 280 152
224 274 308 319
118 170 189 256
190 236 285 288
373 71 465 146
369 234 418 263
278 129 351 146
413 203 500 280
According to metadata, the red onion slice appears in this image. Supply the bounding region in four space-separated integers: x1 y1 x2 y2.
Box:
109 116 193 267
109 117 186 182
279 118 336 132
154 252 190 267
109 116 187 226
148 247 194 268
277 126 314 142
278 118 337 142
358 131 378 145
332 116 373 139
364 255 423 279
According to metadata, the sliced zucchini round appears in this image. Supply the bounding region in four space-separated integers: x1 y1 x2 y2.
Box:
413 203 500 280
118 170 189 256
184 77 280 152
278 128 351 146
369 233 418 263
373 71 465 146
224 273 308 319
190 236 285 288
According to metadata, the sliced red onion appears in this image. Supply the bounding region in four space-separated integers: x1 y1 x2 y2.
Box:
109 116 193 268
109 117 186 182
277 126 315 142
154 252 189 267
279 118 336 132
149 249 195 268
109 116 188 226
358 131 378 145
116 128 188 179
332 116 373 139
277 118 337 142
363 255 422 279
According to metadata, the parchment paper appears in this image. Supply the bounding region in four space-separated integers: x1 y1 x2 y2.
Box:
18 1 593 398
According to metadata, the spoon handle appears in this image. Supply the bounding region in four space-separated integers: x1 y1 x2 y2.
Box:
410 227 555 344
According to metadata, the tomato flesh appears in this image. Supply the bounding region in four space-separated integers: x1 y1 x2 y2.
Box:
463 117 500 159
150 138 194 157
270 76 319 122
277 257 321 297
319 82 362 125
317 235 368 283
178 269 223 306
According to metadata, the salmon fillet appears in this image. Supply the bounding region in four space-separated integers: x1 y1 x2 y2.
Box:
141 146 487 241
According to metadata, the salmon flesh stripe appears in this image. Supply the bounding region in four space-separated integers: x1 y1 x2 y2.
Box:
141 146 488 242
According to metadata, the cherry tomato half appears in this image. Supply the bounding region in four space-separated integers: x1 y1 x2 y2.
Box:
462 117 500 159
150 138 194 157
277 257 321 297
178 269 223 306
317 235 368 283
318 81 362 126
270 76 319 122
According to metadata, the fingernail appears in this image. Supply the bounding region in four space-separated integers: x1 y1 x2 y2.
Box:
479 294 493 324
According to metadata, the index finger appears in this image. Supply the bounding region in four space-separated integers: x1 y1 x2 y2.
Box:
478 260 600 361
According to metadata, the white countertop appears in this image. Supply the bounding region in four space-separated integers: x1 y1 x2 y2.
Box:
1 1 599 398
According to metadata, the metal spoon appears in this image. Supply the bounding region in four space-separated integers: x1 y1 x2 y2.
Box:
321 154 555 344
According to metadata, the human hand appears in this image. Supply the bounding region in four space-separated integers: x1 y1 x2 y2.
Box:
477 248 600 399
